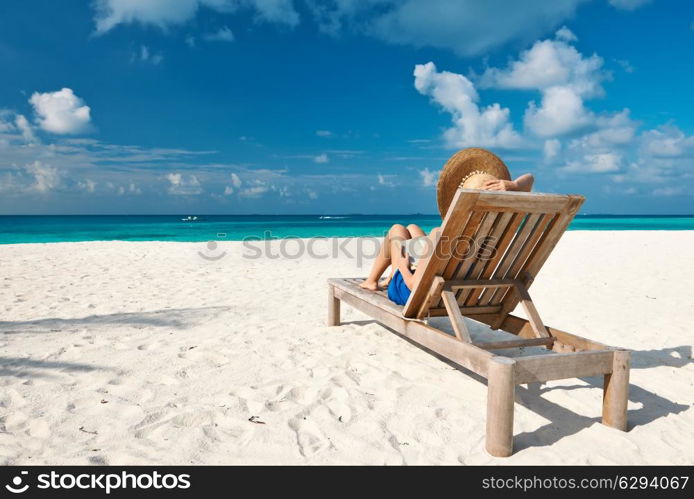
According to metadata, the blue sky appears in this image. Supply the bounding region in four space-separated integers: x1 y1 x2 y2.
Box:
0 0 693 215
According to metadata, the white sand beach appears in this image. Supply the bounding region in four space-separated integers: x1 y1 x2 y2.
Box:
1 232 693 465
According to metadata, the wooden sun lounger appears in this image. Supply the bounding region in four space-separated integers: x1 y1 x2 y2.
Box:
327 189 630 457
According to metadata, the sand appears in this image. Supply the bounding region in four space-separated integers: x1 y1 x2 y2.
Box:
1 232 693 465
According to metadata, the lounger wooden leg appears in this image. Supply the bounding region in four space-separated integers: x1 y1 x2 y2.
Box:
327 285 341 326
485 357 516 457
602 349 630 431
441 290 472 342
513 281 549 338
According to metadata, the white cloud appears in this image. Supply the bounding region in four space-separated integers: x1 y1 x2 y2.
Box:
639 124 694 158
315 129 332 137
93 0 299 34
543 139 561 161
414 62 521 148
94 0 203 32
549 119 694 185
4 112 371 205
652 186 684 196
615 59 635 73
239 181 269 198
91 0 649 63
377 174 395 187
166 173 182 184
137 45 164 65
479 31 609 139
0 114 226 198
562 152 622 173
569 110 637 149
245 0 300 26
364 0 587 56
203 26 234 42
0 111 14 132
524 86 593 137
27 161 61 192
166 172 202 195
555 26 577 42
546 109 638 173
314 153 329 163
549 114 694 185
274 185 290 197
78 179 97 193
224 172 242 195
419 168 437 187
93 0 593 57
230 172 242 187
608 0 652 11
619 124 694 188
15 115 36 143
29 88 92 135
479 31 606 97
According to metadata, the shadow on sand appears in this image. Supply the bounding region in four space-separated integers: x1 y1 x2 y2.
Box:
1 306 231 379
0 356 108 378
341 318 691 454
0 306 231 334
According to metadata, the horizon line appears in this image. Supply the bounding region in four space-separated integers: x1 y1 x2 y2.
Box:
1 213 694 217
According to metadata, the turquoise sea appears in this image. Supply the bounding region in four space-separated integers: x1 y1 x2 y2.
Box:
0 215 693 244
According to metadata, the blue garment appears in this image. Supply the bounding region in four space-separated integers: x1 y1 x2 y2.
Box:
387 270 412 306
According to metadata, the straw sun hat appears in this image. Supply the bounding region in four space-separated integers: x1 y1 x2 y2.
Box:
436 147 511 218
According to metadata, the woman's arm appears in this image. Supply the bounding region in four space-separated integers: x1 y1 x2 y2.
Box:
398 259 417 289
392 239 417 289
483 173 534 192
512 173 534 192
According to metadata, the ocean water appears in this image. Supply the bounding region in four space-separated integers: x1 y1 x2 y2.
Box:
0 214 693 244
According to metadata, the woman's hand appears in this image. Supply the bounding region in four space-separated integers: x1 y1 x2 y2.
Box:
484 174 534 192
483 179 518 191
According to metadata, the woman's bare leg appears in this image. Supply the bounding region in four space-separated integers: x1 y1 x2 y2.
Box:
380 227 426 288
404 225 428 288
360 224 411 291
406 224 426 238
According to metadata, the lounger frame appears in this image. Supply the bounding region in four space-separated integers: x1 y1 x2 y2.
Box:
327 189 630 457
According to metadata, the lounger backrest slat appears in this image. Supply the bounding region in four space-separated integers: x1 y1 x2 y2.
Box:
487 196 583 327
430 210 499 310
484 213 556 306
440 211 498 293
402 189 584 320
457 211 516 306
403 190 481 318
447 211 506 305
478 212 551 306
441 211 487 279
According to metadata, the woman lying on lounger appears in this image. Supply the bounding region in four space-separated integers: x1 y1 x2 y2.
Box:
359 148 534 305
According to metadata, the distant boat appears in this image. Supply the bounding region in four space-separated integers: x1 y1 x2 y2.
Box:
181 216 198 222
